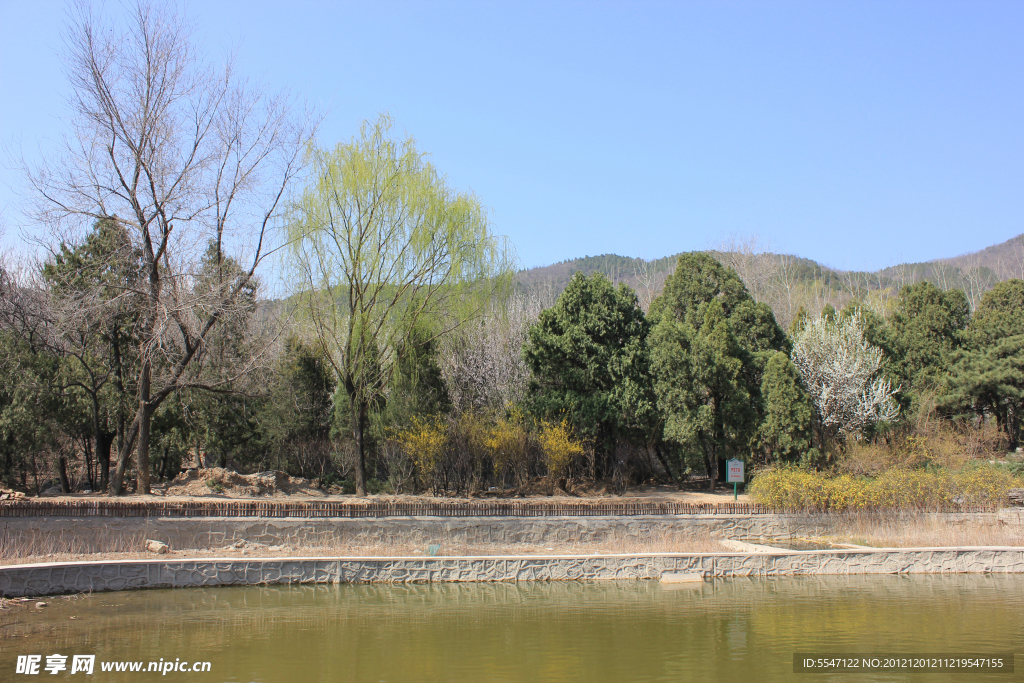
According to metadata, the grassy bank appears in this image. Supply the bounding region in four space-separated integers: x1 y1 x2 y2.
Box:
809 511 1024 548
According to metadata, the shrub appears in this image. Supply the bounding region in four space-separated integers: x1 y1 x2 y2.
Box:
394 416 448 490
537 418 584 482
481 408 532 489
750 465 1022 511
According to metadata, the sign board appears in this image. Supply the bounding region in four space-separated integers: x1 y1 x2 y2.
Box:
726 459 744 483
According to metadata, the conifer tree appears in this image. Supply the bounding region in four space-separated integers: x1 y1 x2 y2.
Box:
887 282 969 396
648 253 793 488
524 272 650 479
756 351 814 462
941 280 1024 448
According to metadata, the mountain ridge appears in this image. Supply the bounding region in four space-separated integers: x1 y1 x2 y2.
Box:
517 233 1024 297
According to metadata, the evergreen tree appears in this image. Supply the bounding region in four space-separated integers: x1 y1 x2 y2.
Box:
648 253 794 488
40 218 142 490
650 298 754 488
524 272 649 478
887 282 969 397
941 280 1024 448
756 351 814 463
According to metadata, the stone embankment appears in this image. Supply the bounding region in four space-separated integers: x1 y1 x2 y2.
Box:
4 503 1023 598
2 548 1023 598
3 509 1022 551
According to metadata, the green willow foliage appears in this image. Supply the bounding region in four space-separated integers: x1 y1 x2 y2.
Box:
288 114 515 495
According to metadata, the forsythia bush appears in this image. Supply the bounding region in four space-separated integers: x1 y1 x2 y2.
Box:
537 418 584 481
395 416 448 483
482 409 531 484
393 411 586 492
750 466 1022 511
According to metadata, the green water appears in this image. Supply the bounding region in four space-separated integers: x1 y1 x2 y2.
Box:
2 575 1021 682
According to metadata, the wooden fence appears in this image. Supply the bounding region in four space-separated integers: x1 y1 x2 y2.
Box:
0 499 780 518
0 499 1001 518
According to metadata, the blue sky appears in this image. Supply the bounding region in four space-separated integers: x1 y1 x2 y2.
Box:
2 0 1022 271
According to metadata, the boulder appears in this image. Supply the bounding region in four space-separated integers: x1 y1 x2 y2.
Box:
145 539 169 554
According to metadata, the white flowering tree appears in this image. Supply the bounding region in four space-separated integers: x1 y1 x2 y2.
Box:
437 289 552 414
791 312 899 447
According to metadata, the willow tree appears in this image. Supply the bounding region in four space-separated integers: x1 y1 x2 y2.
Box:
289 115 515 496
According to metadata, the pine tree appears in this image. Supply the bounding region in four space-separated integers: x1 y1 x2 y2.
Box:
648 253 795 488
756 351 813 463
941 280 1024 448
524 272 649 479
887 282 969 396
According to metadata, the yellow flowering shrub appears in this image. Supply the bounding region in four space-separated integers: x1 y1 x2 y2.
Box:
537 418 584 480
750 466 1022 511
395 416 448 484
482 408 530 484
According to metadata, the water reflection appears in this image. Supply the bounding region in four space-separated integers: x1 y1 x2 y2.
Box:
2 575 1021 682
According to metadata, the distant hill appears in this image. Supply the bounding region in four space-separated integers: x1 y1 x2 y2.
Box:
939 233 1024 276
515 233 1024 323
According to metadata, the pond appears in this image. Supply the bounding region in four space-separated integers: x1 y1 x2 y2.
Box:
2 575 1020 682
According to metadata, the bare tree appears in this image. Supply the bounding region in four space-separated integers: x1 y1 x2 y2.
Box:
23 2 314 495
711 234 776 303
437 288 553 415
632 258 658 314
960 254 990 311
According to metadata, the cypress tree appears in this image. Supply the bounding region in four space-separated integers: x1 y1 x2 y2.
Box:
756 351 814 463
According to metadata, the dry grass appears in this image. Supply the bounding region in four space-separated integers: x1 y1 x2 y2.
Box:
0 529 731 566
839 402 1009 477
817 512 1024 548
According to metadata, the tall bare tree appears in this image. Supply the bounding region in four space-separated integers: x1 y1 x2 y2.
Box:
24 2 314 494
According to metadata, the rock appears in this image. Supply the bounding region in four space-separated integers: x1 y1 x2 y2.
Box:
145 539 169 554
35 602 48 609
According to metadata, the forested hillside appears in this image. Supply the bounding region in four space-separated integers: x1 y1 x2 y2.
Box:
519 233 1024 330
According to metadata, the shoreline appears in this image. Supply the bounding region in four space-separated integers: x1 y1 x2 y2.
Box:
3 546 1023 598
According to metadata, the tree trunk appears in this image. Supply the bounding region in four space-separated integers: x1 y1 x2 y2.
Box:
57 455 71 494
701 444 716 492
110 414 140 496
136 357 153 495
353 399 368 497
111 446 128 496
113 329 125 471
650 443 679 486
160 445 170 481
90 391 114 492
83 437 94 491
96 431 113 492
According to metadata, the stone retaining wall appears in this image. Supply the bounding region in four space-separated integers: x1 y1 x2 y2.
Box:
2 515 802 551
4 511 1023 552
2 548 1023 598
